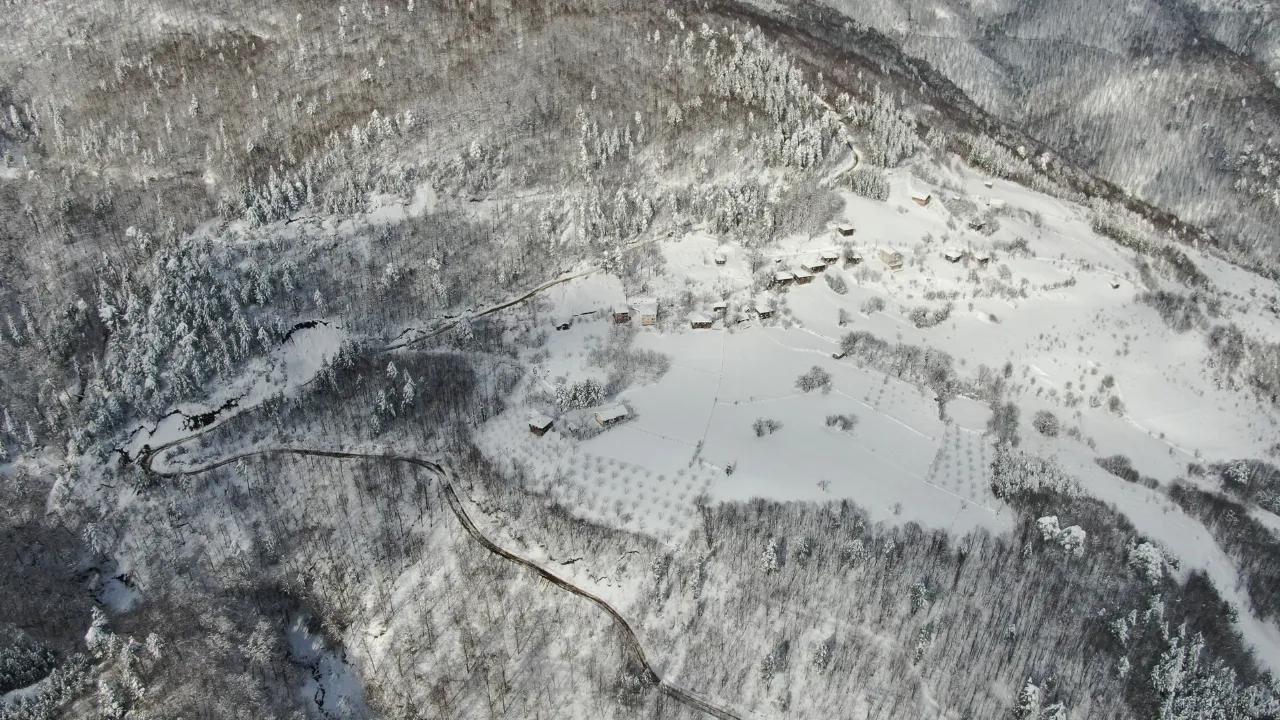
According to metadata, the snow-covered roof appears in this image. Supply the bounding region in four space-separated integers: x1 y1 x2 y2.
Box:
754 303 773 313
911 192 931 200
847 249 863 258
632 298 658 315
974 251 991 260
714 251 727 260
775 271 794 281
612 304 630 315
529 413 554 430
801 258 826 270
944 249 964 260
794 268 813 278
712 301 728 310
878 246 901 255
820 250 841 260
595 405 629 422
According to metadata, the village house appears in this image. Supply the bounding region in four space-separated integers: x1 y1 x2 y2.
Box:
529 413 554 436
878 247 904 271
944 249 964 264
911 193 932 207
594 405 629 428
774 270 795 287
845 249 863 267
612 304 631 324
821 250 841 266
973 252 991 269
793 268 814 284
801 258 828 274
755 304 774 319
633 298 658 326
690 314 713 329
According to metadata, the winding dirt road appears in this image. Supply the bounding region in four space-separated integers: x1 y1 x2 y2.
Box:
140 444 741 720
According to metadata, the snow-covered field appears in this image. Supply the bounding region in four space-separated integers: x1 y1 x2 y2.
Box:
473 158 1280 670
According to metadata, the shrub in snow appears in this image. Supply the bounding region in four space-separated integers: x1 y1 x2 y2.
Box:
824 272 848 294
1129 542 1167 583
838 308 852 326
860 296 886 314
796 366 833 394
908 302 953 329
1032 410 1060 437
825 413 858 432
753 418 783 437
1107 395 1126 415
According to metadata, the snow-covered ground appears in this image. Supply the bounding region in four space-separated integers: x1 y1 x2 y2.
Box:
472 158 1280 671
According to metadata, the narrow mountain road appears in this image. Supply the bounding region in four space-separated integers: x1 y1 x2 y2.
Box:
140 444 742 720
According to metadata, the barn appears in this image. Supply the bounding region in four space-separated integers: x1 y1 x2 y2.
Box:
528 413 554 436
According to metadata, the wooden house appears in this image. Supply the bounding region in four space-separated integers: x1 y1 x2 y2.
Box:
529 413 554 436
943 249 964 264
690 314 713 330
612 304 631 324
973 252 991 269
911 193 932 207
878 247 904 271
714 251 727 266
594 405 629 428
821 250 841 266
712 301 728 314
836 224 856 237
845 250 863 267
793 268 814 285
801 258 828 274
755 304 774 319
774 271 795 287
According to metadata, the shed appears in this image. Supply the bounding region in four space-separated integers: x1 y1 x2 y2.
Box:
690 314 714 329
714 251 727 266
943 249 964 264
612 304 631 324
836 224 856 237
774 271 795 287
821 250 841 265
793 268 814 284
633 298 658 326
529 413 555 436
911 193 932 207
878 247 904 271
801 258 828 274
594 405 629 428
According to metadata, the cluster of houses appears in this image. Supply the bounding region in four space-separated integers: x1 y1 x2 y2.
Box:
527 404 631 436
941 248 991 268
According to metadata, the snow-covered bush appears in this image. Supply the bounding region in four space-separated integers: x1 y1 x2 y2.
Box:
556 379 604 410
1036 516 1087 557
796 366 833 394
860 296 886 314
824 272 848 294
753 418 783 437
825 413 858 432
990 446 1083 499
1128 542 1168 583
1032 410 1059 437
